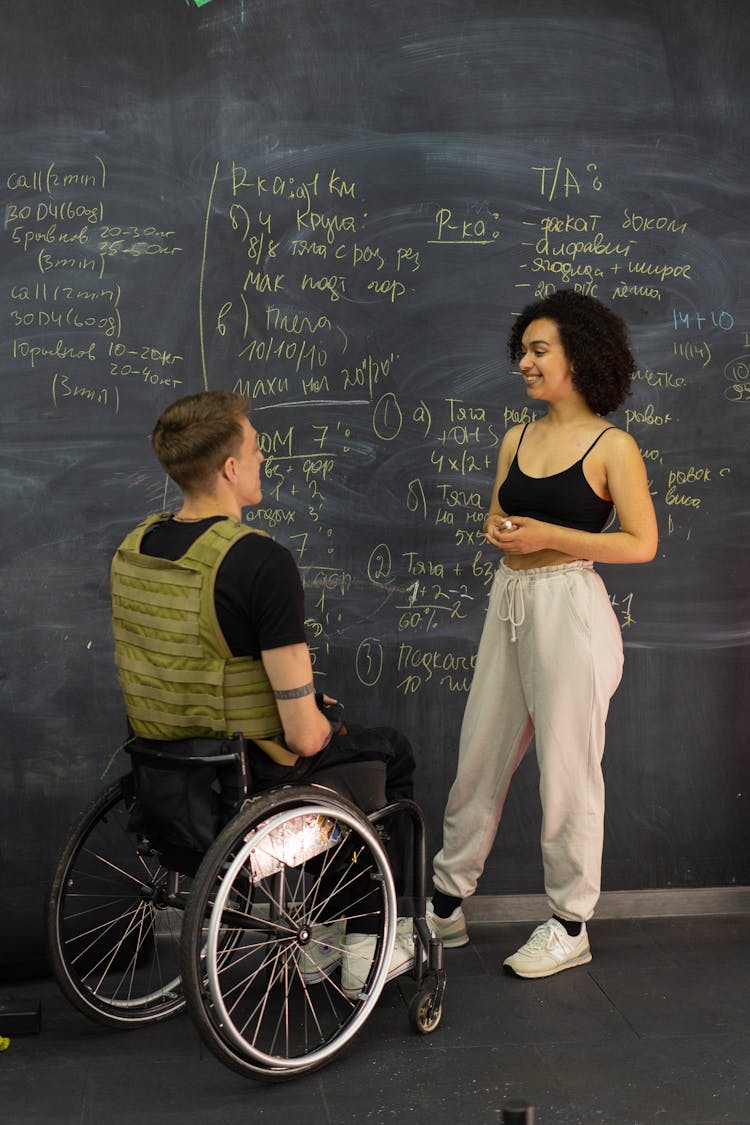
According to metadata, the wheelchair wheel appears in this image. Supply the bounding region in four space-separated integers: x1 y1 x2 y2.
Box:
408 976 443 1034
181 785 397 1081
48 779 189 1027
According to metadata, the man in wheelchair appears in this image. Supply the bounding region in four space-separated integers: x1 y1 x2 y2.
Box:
110 389 418 998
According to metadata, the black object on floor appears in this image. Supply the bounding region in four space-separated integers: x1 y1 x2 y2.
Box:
0 997 41 1035
503 1101 535 1122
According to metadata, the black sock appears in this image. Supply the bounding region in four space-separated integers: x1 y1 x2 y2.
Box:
553 914 582 938
432 890 462 918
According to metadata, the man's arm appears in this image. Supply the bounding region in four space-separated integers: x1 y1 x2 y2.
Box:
261 643 333 756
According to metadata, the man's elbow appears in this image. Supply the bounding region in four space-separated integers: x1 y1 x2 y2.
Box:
285 728 329 757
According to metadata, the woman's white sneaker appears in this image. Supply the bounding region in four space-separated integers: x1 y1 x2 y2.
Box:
503 919 591 978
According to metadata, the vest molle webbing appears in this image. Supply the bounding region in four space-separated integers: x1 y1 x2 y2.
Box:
111 514 285 744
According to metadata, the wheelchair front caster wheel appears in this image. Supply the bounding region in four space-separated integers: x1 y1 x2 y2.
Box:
408 985 442 1034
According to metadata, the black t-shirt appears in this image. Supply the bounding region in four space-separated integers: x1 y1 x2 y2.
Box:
140 516 307 658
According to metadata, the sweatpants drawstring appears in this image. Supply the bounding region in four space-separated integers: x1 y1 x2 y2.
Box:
496 572 525 642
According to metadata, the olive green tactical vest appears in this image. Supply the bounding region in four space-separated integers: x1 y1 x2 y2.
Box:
110 513 287 745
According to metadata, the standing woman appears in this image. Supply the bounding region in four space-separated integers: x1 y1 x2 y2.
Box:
429 290 657 977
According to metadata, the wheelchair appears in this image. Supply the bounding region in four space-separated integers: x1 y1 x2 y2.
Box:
48 734 446 1081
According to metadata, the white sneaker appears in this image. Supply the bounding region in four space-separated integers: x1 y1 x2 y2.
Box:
297 920 346 984
426 900 469 947
503 919 591 979
341 918 416 999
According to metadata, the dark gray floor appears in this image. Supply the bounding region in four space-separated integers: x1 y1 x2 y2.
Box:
2 915 749 1125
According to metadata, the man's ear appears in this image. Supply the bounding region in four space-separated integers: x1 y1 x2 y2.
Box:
220 454 238 484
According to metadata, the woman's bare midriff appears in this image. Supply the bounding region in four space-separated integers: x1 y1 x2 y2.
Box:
502 549 585 571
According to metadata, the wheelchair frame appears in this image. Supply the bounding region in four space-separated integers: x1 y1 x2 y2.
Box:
48 736 446 1081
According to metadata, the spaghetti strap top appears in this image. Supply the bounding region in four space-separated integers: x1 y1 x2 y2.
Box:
497 424 614 533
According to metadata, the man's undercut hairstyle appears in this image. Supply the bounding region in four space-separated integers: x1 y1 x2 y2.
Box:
152 391 251 492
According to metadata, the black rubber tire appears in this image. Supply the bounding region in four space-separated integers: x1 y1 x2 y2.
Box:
48 780 188 1028
180 785 398 1081
408 980 443 1035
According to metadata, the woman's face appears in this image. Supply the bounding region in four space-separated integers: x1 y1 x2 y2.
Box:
517 317 575 403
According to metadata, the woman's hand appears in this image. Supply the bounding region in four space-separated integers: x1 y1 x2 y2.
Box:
485 515 547 555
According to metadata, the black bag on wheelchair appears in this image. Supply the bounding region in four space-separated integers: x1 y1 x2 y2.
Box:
125 736 246 855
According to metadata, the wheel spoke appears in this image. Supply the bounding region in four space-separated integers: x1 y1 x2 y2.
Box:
188 794 398 1075
50 783 187 1025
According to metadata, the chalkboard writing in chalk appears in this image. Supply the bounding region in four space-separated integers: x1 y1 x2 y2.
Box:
1 0 748 974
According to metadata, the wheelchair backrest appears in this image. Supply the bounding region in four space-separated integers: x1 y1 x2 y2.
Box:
125 735 250 857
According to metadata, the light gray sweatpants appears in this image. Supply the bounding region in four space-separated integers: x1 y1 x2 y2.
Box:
433 560 624 922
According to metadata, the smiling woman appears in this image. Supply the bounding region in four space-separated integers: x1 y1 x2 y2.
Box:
510 290 635 417
429 290 658 979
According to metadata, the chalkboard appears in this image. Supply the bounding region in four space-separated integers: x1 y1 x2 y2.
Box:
1 0 748 975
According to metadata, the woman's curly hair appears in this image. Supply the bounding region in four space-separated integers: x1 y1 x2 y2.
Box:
507 290 635 415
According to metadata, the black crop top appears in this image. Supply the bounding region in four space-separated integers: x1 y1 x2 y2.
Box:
497 424 614 533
